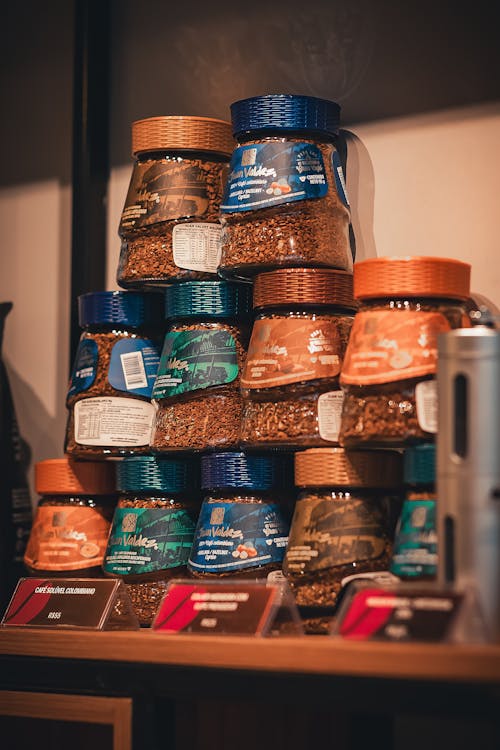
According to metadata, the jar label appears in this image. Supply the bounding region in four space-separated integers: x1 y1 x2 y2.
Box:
390 499 437 578
332 151 350 207
24 505 111 571
153 329 239 399
67 339 98 400
241 317 341 389
340 310 451 385
73 397 155 446
188 502 289 573
104 506 196 576
220 141 328 213
119 158 221 229
283 496 389 574
317 390 344 442
172 223 222 273
415 379 438 433
107 338 161 398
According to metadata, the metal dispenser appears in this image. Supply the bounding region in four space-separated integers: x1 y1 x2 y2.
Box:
437 327 500 641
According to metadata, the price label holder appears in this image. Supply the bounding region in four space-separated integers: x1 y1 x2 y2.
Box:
1 577 139 630
331 580 466 642
152 578 303 636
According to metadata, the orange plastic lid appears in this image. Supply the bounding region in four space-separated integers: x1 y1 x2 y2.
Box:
295 448 402 488
131 116 234 157
253 268 356 310
354 256 471 301
35 458 115 496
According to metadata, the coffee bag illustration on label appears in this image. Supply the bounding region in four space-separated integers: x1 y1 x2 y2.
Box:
120 158 217 229
340 310 451 386
67 339 98 400
107 338 160 398
104 507 196 576
221 142 328 213
24 506 111 571
284 496 388 574
153 330 239 399
189 502 289 573
241 318 341 389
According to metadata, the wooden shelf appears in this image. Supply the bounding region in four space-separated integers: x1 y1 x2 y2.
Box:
1 628 500 684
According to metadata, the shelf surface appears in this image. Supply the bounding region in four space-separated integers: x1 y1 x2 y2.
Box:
1 629 500 684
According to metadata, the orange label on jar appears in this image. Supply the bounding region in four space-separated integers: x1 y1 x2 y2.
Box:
241 317 342 389
340 310 452 386
24 505 112 571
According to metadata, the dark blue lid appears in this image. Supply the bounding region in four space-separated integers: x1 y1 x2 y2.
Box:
201 452 286 491
404 444 435 485
165 281 252 320
117 455 193 493
231 95 341 139
79 291 163 328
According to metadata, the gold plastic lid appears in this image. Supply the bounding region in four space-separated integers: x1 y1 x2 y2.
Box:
131 116 234 157
295 448 403 488
253 268 356 310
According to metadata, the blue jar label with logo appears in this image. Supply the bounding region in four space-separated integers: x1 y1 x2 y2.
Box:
220 141 328 213
108 338 161 398
67 339 98 400
104 506 196 576
188 501 289 573
390 498 437 578
152 329 238 399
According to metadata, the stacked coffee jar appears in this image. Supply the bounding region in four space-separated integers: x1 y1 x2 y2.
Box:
24 96 473 631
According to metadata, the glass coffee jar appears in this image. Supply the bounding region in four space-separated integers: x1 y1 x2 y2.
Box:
339 256 471 446
24 458 116 576
219 94 352 280
241 268 356 447
65 291 163 459
391 443 437 580
103 455 199 625
117 116 233 287
151 281 251 451
284 448 402 614
188 452 290 577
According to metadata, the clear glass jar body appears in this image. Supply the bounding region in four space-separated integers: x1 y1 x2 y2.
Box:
219 133 352 280
65 324 161 459
103 493 199 625
187 492 290 578
339 297 469 447
284 488 397 610
390 485 437 580
151 319 250 452
118 149 229 288
24 494 115 576
241 306 354 447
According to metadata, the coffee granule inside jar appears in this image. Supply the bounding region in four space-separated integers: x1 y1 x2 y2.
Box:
151 322 248 451
220 139 351 277
118 156 228 287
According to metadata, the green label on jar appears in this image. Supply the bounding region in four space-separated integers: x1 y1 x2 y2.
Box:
104 506 196 575
283 495 389 575
390 498 437 578
152 329 239 399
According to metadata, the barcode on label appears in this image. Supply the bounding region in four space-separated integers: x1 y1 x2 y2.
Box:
121 351 148 390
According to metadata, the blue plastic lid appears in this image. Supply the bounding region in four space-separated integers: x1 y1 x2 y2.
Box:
231 95 341 139
201 452 287 491
117 455 193 493
79 291 163 328
404 444 435 485
165 281 252 320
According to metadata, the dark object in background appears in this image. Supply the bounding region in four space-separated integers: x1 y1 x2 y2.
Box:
0 302 32 611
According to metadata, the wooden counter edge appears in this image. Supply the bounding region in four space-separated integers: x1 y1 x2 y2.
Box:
1 629 500 683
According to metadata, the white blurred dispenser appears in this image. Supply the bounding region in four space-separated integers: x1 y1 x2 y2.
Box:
437 326 500 641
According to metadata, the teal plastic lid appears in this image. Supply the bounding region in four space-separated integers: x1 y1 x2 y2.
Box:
404 444 435 485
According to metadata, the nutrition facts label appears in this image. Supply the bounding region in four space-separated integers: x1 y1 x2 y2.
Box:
74 397 155 446
317 390 344 442
173 223 222 272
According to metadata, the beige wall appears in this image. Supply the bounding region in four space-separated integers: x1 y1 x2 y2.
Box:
106 102 500 306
